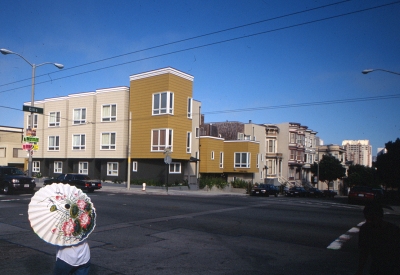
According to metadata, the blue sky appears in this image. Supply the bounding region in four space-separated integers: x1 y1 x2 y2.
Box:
1 0 399 156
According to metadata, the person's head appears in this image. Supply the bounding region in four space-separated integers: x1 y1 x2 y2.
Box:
363 202 384 225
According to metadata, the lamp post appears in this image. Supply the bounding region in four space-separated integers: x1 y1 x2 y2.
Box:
1 48 63 177
362 69 400 76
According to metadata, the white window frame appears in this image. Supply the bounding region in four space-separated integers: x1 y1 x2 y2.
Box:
267 159 276 175
33 161 40 173
211 151 214 160
235 152 250 168
79 162 88 174
132 161 138 172
267 139 276 153
0 147 5 158
186 132 192 153
195 127 199 138
27 114 38 129
152 92 174 115
187 97 192 119
48 136 60 151
151 129 173 152
101 132 116 150
219 152 224 168
72 134 86 150
169 162 181 174
54 161 62 173
107 162 118 176
102 104 117 122
256 154 259 168
49 111 61 127
73 108 86 125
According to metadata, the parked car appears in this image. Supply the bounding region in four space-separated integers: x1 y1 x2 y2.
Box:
348 186 383 204
323 190 338 198
0 166 36 194
250 184 279 197
44 173 102 192
285 187 308 197
308 188 323 198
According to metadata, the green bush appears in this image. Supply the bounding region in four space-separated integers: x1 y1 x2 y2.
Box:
230 179 249 189
199 177 229 190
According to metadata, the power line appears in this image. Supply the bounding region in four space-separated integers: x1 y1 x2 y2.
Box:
1 1 399 95
1 93 399 129
0 0 351 88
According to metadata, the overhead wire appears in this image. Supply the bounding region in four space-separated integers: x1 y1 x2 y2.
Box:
1 1 399 95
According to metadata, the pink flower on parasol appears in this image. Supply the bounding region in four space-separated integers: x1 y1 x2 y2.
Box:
79 212 91 229
62 219 75 236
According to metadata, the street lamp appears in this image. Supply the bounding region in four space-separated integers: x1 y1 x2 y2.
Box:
1 48 63 177
362 68 400 76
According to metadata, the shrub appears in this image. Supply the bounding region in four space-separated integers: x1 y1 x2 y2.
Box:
230 179 249 189
199 177 228 190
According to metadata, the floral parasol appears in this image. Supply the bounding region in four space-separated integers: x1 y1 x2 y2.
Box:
28 183 96 246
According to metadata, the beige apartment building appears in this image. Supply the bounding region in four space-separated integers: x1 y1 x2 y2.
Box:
0 126 26 169
342 140 372 167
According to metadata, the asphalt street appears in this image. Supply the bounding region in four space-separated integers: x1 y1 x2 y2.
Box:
1 182 400 275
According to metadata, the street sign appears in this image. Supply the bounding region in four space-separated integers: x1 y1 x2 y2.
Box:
32 144 39 151
24 136 39 143
23 105 43 114
22 144 33 151
164 155 172 165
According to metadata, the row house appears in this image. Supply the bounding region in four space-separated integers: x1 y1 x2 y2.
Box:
24 86 130 180
25 68 201 185
316 144 347 191
0 126 26 168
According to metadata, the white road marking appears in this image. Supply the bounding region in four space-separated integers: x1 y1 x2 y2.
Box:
327 224 364 250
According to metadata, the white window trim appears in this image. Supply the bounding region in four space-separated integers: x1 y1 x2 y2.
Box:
54 161 62 173
102 104 117 122
73 108 86 125
27 114 38 129
132 161 138 172
211 151 214 160
187 97 192 119
152 91 174 115
48 111 61 127
33 161 40 173
79 162 88 175
72 134 86 150
48 136 60 151
169 162 181 174
234 152 250 168
107 162 118 176
101 132 116 150
186 132 192 153
219 152 224 168
151 128 173 152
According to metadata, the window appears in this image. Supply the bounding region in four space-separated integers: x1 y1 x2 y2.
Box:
79 162 88 174
48 136 60 151
102 104 116 122
256 154 259 168
290 150 296 160
73 108 86 125
33 161 40 173
13 148 19 158
153 92 173 115
289 133 296 144
49 111 61 127
195 127 199 138
27 114 38 129
187 98 192 118
101 133 116 150
132 161 138 172
235 152 250 168
267 139 276 153
169 162 181 174
151 129 173 151
186 132 192 153
211 151 214 160
267 159 276 175
73 134 85 150
260 171 263 179
54 161 62 173
0 147 5 158
107 162 118 176
219 152 224 168
297 151 303 161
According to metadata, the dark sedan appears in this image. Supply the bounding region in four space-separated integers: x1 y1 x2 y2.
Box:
308 188 323 198
285 187 308 197
250 184 279 197
348 186 383 204
44 173 102 192
323 190 338 198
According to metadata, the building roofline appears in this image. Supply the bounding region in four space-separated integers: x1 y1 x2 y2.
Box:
129 67 194 82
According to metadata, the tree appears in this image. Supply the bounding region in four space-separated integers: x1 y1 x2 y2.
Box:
375 138 400 189
346 164 377 187
311 154 346 190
